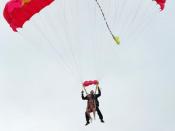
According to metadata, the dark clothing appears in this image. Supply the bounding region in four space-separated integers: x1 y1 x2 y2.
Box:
82 89 104 123
81 89 101 106
96 106 103 120
85 106 103 123
85 112 89 122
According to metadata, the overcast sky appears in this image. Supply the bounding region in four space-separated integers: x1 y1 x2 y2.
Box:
0 0 175 131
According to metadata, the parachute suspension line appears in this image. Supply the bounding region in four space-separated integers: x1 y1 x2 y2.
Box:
63 0 83 83
37 2 79 80
94 0 117 43
40 13 66 49
31 20 74 75
113 0 121 30
92 5 98 80
130 6 159 43
37 9 77 75
89 2 99 81
17 7 75 75
94 1 115 81
83 86 88 95
57 15 79 78
94 4 102 81
74 0 85 83
17 31 40 50
74 0 86 83
113 0 120 26
103 0 112 16
119 0 135 38
137 5 159 36
92 0 108 81
114 0 128 35
37 0 82 84
14 9 71 72
125 1 150 41
127 1 155 41
140 11 160 40
95 85 98 94
63 0 77 77
39 14 71 60
120 0 143 39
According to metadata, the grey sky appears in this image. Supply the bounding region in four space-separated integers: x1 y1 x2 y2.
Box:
0 0 175 131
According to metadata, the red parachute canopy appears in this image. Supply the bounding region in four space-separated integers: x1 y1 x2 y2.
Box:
3 0 54 32
83 80 99 87
154 0 166 11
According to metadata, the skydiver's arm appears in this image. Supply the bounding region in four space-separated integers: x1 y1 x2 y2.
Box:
81 91 87 100
96 85 101 98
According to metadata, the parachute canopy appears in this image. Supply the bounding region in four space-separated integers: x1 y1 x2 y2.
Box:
2 0 167 84
83 80 99 87
155 0 166 11
3 0 54 32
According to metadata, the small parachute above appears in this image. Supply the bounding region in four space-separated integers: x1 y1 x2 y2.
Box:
154 0 166 11
3 0 54 32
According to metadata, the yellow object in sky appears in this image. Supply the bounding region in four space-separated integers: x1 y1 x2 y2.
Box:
113 36 120 45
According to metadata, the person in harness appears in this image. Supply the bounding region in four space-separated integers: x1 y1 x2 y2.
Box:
81 83 104 126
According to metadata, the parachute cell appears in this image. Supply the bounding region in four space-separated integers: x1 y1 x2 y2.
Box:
3 0 54 32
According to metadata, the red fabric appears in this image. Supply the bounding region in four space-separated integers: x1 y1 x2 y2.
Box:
155 0 166 11
3 0 54 32
83 80 99 87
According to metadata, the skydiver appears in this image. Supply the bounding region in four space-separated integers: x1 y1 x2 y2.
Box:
81 84 104 126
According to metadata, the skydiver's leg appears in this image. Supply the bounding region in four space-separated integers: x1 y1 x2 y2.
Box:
96 106 104 122
92 108 96 120
85 109 91 125
85 112 90 125
85 112 90 122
